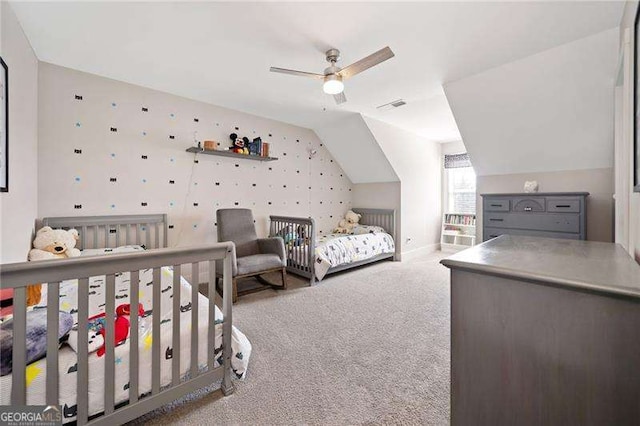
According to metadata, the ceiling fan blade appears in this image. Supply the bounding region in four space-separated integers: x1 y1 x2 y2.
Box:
269 67 325 80
334 91 347 105
338 46 395 79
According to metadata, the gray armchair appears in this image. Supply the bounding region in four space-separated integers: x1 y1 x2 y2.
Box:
216 208 287 302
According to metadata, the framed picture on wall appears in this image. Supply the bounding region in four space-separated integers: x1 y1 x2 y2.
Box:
635 6 640 192
0 56 7 192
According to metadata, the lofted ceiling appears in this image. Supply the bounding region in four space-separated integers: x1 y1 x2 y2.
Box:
10 1 624 143
445 28 618 176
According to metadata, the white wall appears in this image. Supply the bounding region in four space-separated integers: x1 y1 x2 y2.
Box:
444 28 619 244
444 28 619 177
352 181 401 258
363 117 441 258
440 140 466 156
38 63 353 248
314 114 399 184
0 2 39 263
618 1 640 263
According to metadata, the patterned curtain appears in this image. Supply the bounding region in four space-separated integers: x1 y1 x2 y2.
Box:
444 153 471 169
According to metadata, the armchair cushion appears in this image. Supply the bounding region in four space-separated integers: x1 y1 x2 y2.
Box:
257 237 286 262
237 254 285 276
216 209 259 258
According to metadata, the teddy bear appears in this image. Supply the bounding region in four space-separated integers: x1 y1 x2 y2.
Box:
28 226 82 261
334 210 362 234
334 219 350 234
229 133 249 155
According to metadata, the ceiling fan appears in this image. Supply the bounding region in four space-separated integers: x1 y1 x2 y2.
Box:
270 46 395 105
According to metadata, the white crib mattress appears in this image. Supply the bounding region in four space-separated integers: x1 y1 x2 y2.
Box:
0 267 251 423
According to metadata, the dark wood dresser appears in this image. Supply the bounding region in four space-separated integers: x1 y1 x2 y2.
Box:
441 236 640 426
481 192 588 241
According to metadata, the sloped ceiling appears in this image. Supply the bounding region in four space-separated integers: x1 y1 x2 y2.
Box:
315 115 398 184
444 28 619 177
9 1 625 143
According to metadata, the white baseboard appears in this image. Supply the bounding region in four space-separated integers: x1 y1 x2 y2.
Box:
400 243 440 261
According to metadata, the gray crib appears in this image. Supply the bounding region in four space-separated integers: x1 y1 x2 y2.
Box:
0 214 235 425
269 208 396 285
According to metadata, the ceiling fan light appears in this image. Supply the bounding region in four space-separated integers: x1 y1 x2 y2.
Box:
323 75 344 94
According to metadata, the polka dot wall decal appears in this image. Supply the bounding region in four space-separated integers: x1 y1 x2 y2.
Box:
75 122 81 127
169 201 174 207
142 131 147 136
111 204 116 209
193 224 198 229
170 113 175 118
111 102 117 107
111 153 116 158
170 158 175 162
142 179 147 183
74 177 81 182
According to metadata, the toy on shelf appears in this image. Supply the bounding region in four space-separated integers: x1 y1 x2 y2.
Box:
229 133 249 155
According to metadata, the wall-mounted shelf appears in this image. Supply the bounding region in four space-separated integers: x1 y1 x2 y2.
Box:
186 147 278 162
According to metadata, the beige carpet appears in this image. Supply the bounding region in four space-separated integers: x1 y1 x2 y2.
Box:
128 252 451 425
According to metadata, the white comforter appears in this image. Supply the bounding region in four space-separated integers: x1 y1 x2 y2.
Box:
0 267 251 422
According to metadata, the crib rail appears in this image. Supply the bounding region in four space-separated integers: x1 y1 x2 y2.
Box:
43 214 168 250
351 208 396 241
269 216 316 283
0 242 235 425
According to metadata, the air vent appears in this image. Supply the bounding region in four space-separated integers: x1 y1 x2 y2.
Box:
376 99 406 111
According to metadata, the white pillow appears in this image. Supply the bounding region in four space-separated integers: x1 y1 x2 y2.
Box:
352 225 386 235
81 245 146 257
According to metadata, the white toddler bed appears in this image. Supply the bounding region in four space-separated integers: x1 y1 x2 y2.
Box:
0 215 246 425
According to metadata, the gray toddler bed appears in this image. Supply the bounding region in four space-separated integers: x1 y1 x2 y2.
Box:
0 214 235 425
269 208 396 285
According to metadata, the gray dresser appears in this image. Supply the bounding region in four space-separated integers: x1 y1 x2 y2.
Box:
482 192 588 242
441 236 640 426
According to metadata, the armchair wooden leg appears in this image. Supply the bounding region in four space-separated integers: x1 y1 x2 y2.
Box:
232 278 238 304
281 267 288 290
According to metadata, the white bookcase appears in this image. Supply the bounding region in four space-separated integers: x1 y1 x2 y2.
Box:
440 213 476 252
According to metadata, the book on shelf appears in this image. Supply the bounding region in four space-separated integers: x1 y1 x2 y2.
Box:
262 142 270 157
444 213 476 226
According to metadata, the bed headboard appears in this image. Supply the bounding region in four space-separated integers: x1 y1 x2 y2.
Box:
41 214 168 250
352 208 396 241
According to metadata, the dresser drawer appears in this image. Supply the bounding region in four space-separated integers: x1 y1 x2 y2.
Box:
512 197 545 212
483 227 582 242
484 199 510 212
484 213 580 234
546 198 581 213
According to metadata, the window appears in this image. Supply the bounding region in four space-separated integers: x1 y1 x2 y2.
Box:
444 153 476 214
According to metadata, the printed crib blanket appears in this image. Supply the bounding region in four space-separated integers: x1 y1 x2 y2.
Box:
287 232 395 280
0 267 251 423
